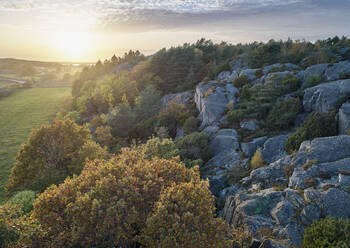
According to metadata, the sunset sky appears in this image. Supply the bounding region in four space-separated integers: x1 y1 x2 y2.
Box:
1 0 350 62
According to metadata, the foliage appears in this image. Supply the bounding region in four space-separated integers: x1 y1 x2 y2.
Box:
251 150 264 170
134 85 161 120
303 218 350 248
7 191 36 213
281 74 301 91
285 111 337 154
233 75 250 88
175 132 211 167
32 149 209 247
141 180 233 248
107 102 136 138
94 125 125 153
265 97 302 131
0 204 46 248
183 116 200 135
303 74 323 89
138 137 180 161
227 109 245 124
7 119 108 193
0 88 70 203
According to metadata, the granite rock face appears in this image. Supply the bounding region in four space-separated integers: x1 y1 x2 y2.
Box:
338 103 350 134
217 70 239 82
324 60 350 81
195 81 239 129
260 135 289 164
298 63 328 86
303 78 350 113
222 135 350 247
161 91 193 108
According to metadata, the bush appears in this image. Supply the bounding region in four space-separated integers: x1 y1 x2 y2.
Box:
265 97 301 131
227 109 245 124
285 112 337 154
183 116 199 135
138 137 180 161
281 74 301 91
233 75 250 88
304 74 323 89
107 102 136 138
175 132 211 167
7 191 36 213
7 119 108 193
31 149 230 247
141 180 233 248
303 218 350 248
251 150 264 170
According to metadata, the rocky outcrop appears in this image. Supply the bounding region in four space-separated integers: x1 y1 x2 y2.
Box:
241 136 268 157
217 70 238 82
263 63 301 75
195 81 239 129
161 91 193 108
324 61 350 81
303 78 350 113
209 129 239 156
240 120 260 131
240 68 259 81
261 135 289 164
298 63 328 85
338 103 350 134
222 135 350 247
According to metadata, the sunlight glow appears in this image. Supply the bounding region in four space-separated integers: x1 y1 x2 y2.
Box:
55 31 93 60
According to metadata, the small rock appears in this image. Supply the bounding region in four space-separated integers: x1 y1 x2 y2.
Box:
338 103 350 134
240 120 260 131
241 136 268 157
217 70 239 82
261 135 289 164
209 129 239 156
325 61 350 81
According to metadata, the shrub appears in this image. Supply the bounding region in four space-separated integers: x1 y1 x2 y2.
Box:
285 112 336 154
175 132 211 167
141 180 233 248
107 102 136 138
183 116 199 135
233 75 250 88
7 119 108 193
304 74 323 89
251 150 264 170
31 149 228 247
227 109 245 124
303 218 350 248
7 191 36 213
281 74 301 91
265 97 301 131
254 69 263 78
138 137 180 161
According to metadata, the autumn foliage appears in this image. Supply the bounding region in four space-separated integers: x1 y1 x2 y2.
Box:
32 149 232 247
7 119 108 193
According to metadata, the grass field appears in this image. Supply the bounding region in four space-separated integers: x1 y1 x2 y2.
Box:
0 80 16 88
0 87 70 203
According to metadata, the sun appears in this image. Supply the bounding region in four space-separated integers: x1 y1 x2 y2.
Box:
56 31 92 60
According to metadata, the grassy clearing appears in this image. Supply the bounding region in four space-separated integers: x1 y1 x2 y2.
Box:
0 87 70 203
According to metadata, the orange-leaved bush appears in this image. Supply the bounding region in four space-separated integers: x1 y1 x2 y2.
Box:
32 148 232 247
141 180 233 248
7 119 109 193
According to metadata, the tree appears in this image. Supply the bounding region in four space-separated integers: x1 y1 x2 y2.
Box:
303 218 350 248
107 102 136 138
141 180 233 248
32 149 201 247
134 85 161 120
7 119 108 193
183 116 200 135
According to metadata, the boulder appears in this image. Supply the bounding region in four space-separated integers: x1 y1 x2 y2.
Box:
261 135 289 164
161 91 193 108
195 81 239 129
303 78 350 113
323 188 350 219
241 136 268 157
240 120 260 131
209 129 239 156
338 103 350 134
217 70 238 82
240 68 259 81
298 63 328 86
201 125 219 139
324 60 350 81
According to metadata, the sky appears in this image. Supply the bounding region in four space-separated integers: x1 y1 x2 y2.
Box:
1 0 350 62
